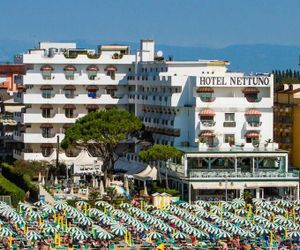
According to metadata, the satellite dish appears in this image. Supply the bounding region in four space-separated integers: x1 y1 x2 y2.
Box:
156 50 163 57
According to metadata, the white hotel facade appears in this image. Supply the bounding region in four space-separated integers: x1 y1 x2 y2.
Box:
13 39 299 201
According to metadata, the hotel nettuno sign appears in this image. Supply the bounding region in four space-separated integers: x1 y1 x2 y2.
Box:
199 76 271 86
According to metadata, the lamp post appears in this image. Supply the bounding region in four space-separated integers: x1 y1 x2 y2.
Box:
225 175 228 202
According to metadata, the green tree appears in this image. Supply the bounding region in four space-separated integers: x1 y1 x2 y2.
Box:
139 144 182 189
61 109 142 185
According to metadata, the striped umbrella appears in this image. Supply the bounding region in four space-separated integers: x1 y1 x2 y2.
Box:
44 226 59 235
145 205 156 211
0 227 13 237
96 229 114 240
41 204 55 214
242 231 255 238
19 202 34 212
26 231 42 241
53 201 68 211
273 224 286 233
119 203 131 209
288 231 300 239
216 230 232 239
110 224 127 236
28 210 42 220
75 200 89 207
147 231 164 240
231 198 245 209
33 201 45 207
173 231 188 240
257 228 270 236
194 200 210 208
236 209 247 216
151 210 169 219
77 216 93 226
87 208 102 217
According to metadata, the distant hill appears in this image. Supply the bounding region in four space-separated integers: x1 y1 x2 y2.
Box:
0 39 299 73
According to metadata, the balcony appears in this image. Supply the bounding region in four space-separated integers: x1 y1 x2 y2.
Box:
245 121 262 130
223 121 236 127
197 97 272 108
199 120 216 130
22 113 85 124
22 133 65 143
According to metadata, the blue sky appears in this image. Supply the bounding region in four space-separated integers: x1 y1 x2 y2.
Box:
1 0 300 48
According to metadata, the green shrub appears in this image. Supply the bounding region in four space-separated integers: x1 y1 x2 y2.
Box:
1 163 39 201
0 175 25 207
151 184 180 196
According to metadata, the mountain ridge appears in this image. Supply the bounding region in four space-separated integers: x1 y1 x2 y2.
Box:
0 39 299 73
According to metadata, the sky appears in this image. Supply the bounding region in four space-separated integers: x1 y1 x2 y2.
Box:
0 0 300 48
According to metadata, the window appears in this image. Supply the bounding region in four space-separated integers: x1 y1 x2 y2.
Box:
65 90 75 98
42 109 51 118
42 148 52 157
106 70 115 80
42 90 52 98
88 71 97 80
225 113 235 122
224 134 235 145
42 128 52 138
65 71 74 80
65 109 74 118
42 71 51 80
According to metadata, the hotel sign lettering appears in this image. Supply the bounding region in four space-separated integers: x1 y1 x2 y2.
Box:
199 76 271 86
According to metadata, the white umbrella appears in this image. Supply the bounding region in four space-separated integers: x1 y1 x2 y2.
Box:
38 172 42 183
124 177 129 196
54 176 58 185
143 181 148 196
41 177 45 186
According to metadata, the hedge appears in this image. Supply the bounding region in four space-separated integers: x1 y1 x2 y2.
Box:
0 175 25 207
1 163 39 201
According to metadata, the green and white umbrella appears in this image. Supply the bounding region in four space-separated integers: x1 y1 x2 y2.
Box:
191 229 209 239
221 202 233 210
26 231 42 241
242 231 255 238
288 231 300 239
274 224 286 232
250 225 262 233
75 200 89 207
178 202 194 210
159 224 173 233
41 204 55 214
28 210 42 220
96 229 114 240
73 233 88 241
252 198 264 207
44 226 59 235
145 205 156 210
151 210 169 219
0 227 13 237
216 230 232 239
147 231 164 240
19 202 34 212
260 202 273 210
95 201 113 211
88 208 102 217
195 200 210 208
236 209 247 216
119 203 131 209
33 201 45 207
54 201 68 211
211 206 222 215
231 198 245 209
259 210 273 218
173 231 188 240
257 228 270 236
77 216 93 226
110 224 127 236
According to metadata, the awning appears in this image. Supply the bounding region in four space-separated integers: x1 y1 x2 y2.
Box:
40 104 53 109
63 104 76 109
0 85 8 89
105 65 117 71
4 105 24 113
40 85 53 90
196 87 214 93
63 85 76 91
242 87 259 94
245 131 260 138
64 65 76 71
40 143 53 148
199 131 215 137
86 65 99 72
86 85 99 91
40 65 54 71
63 123 73 129
105 85 118 90
133 165 157 181
86 104 99 110
199 109 215 116
40 123 53 128
245 109 261 116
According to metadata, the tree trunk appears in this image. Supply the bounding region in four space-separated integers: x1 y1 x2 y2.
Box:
165 161 169 190
157 165 162 185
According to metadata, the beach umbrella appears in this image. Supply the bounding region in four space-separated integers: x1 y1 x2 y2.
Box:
260 202 273 210
145 205 156 211
38 172 42 182
10 214 25 225
41 204 55 214
173 231 188 240
293 200 300 206
54 201 68 211
147 231 164 240
119 203 131 209
242 231 255 238
159 224 173 233
257 228 270 236
288 231 300 239
216 230 232 239
274 224 286 232
34 201 45 207
0 227 13 237
44 226 59 235
195 200 210 208
73 233 88 241
76 200 89 207
110 224 127 236
54 176 58 185
96 229 114 240
28 210 42 220
221 201 233 210
18 202 33 212
151 209 169 219
88 208 102 217
26 231 42 241
231 198 245 209
236 209 247 216
41 177 45 186
252 198 264 206
259 209 273 218
211 205 222 215
95 201 113 210
178 202 194 210
190 228 209 239
77 216 93 226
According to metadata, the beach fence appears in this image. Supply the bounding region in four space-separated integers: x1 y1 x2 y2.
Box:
0 195 11 205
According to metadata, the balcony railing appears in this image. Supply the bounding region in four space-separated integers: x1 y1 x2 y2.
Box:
200 120 216 127
246 122 262 127
223 121 236 127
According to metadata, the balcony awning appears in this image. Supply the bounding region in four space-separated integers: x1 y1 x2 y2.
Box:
105 104 117 109
86 65 99 72
40 143 53 148
63 104 76 109
63 123 73 129
105 85 118 90
196 87 214 93
245 131 260 138
133 165 157 181
242 87 259 94
199 130 215 137
40 104 53 109
40 65 54 71
86 85 99 91
40 85 53 90
199 109 215 116
105 65 117 71
86 104 99 110
245 109 261 116
40 123 53 128
63 65 76 71
63 85 76 91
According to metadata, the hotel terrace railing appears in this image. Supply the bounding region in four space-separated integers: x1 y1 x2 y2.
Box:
188 170 299 179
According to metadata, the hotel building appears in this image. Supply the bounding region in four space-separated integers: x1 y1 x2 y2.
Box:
13 40 299 200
